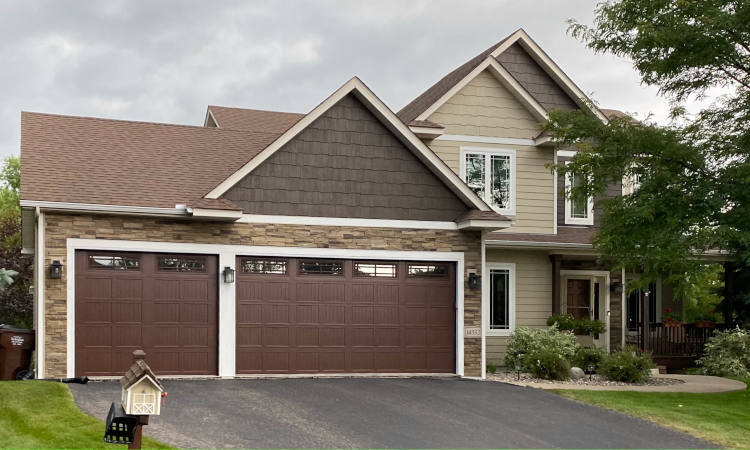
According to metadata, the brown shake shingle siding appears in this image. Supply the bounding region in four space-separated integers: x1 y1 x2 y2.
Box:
495 43 578 112
20 112 282 208
223 94 468 221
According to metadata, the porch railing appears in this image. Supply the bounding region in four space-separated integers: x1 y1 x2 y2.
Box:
626 324 716 357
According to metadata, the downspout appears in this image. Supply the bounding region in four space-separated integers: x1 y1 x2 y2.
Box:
35 207 45 379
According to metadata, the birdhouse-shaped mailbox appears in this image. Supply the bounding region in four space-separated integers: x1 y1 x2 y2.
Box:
120 350 163 416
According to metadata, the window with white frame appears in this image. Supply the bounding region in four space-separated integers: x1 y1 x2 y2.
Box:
461 148 516 215
487 263 515 335
564 166 594 225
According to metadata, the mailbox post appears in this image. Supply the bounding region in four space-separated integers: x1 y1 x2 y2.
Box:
104 350 165 449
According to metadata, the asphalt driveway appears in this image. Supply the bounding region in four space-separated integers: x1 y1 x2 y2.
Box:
70 377 714 449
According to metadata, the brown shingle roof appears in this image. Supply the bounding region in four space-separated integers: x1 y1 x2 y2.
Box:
20 112 282 208
120 359 163 390
408 119 444 129
208 106 304 134
486 226 596 245
455 210 510 222
187 198 241 211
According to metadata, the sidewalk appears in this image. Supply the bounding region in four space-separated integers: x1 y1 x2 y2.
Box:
497 374 747 393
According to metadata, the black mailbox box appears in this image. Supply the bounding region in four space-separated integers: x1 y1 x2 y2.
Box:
104 402 138 444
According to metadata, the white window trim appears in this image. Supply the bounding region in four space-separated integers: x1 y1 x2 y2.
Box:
459 146 516 216
563 163 594 225
484 262 516 337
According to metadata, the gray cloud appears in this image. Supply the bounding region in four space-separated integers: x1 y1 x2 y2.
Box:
0 0 673 159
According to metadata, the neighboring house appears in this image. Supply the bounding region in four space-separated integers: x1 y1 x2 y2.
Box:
20 28 681 380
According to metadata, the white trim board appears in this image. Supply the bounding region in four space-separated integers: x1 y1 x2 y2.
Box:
35 210 45 378
65 238 466 378
237 214 461 230
21 200 187 217
204 77 491 212
435 135 537 147
483 262 516 337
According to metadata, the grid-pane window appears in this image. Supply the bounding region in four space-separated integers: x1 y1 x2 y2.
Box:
158 256 206 272
89 255 140 270
298 260 344 276
462 150 514 214
464 153 485 199
490 269 510 330
490 154 511 210
407 263 448 278
241 258 287 274
569 172 589 219
353 262 397 278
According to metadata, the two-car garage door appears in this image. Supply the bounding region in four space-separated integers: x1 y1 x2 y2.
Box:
75 251 456 376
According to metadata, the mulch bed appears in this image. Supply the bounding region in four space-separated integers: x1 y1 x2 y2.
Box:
488 372 685 386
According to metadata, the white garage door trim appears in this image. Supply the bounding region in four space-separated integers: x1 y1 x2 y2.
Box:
66 238 466 378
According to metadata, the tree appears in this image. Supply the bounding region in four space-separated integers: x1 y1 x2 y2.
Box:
545 0 750 323
0 156 32 328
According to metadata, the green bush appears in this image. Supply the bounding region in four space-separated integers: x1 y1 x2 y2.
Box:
599 346 655 383
697 327 750 377
572 346 606 371
547 314 606 335
504 325 579 379
486 363 498 374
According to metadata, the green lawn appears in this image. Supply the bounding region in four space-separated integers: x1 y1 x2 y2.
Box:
0 380 172 449
554 378 750 449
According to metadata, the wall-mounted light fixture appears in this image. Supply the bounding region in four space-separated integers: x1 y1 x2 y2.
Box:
49 260 63 279
468 272 481 290
222 266 235 284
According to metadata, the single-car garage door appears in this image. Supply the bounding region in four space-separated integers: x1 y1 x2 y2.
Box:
75 251 218 376
236 257 456 374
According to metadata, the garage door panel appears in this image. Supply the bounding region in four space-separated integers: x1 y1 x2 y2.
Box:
111 325 142 347
236 256 455 374
78 302 111 323
153 303 180 323
75 251 218 376
111 302 141 323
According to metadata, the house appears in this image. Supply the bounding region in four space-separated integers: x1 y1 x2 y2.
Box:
20 29 687 380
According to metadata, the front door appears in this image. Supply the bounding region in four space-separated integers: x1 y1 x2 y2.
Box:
566 279 591 320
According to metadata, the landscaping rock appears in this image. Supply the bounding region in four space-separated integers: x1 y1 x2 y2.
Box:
570 367 585 379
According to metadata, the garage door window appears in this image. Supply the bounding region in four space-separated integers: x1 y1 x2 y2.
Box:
240 258 287 274
408 263 448 278
88 254 140 270
298 259 344 276
353 262 397 278
157 255 206 272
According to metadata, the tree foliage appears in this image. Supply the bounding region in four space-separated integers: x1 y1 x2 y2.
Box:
0 156 32 328
545 1 750 312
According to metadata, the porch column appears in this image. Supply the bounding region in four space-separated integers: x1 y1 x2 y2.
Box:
641 290 650 351
550 255 561 315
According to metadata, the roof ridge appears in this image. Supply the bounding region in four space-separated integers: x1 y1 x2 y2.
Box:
21 111 280 136
208 105 304 116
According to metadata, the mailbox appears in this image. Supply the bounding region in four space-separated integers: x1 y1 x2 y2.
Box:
120 350 164 416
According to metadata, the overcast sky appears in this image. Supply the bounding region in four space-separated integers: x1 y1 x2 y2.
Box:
0 0 677 159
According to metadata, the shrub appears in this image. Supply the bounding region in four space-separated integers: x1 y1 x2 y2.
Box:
572 346 606 371
528 349 571 380
599 346 655 383
547 314 606 335
504 325 579 379
697 327 750 377
486 363 498 374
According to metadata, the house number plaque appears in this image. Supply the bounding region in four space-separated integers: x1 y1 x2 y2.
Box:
464 326 481 338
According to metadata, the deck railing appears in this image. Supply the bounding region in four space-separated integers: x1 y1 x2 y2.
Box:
626 324 716 357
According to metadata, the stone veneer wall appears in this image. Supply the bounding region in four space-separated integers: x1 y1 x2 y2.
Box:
42 213 482 378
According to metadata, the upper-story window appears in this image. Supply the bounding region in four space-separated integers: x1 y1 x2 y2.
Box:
564 167 594 225
460 147 516 215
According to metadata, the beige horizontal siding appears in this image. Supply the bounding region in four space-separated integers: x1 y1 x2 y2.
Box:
428 70 542 140
486 249 552 365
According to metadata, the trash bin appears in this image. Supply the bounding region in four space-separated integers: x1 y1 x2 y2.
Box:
0 324 35 380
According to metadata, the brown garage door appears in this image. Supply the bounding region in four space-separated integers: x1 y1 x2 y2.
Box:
236 257 456 374
75 251 218 376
